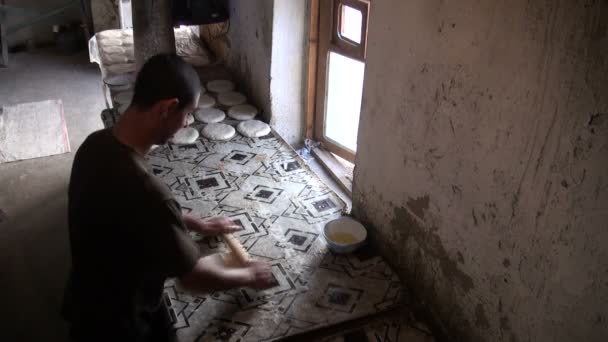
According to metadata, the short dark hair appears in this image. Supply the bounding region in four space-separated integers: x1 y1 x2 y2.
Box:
131 54 201 110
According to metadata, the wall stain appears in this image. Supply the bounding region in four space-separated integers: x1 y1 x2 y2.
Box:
406 195 430 220
457 251 465 264
475 303 490 329
392 206 474 293
472 208 479 226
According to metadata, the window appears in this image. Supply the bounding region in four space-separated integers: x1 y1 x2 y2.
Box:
339 5 363 44
309 0 370 162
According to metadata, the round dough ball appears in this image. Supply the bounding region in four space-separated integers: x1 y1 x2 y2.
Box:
113 91 134 105
186 114 195 126
218 91 246 107
121 36 134 46
103 46 126 55
97 30 122 39
171 127 199 144
207 80 235 93
106 63 136 75
103 53 130 64
227 104 258 121
237 120 271 138
201 123 236 141
104 73 135 86
99 38 123 46
194 108 225 123
198 94 216 108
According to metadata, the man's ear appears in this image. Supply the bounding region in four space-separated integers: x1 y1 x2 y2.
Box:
157 98 180 118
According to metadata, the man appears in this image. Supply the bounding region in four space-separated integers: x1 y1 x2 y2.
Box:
63 54 274 342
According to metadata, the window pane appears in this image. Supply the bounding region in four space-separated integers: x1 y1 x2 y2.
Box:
325 51 365 152
340 5 362 44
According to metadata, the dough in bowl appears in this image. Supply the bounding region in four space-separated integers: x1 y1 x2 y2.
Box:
194 108 225 123
237 120 271 138
201 123 236 141
227 104 258 121
171 127 199 145
218 92 247 107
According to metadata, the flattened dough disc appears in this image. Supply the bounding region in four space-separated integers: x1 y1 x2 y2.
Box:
227 104 258 121
198 94 216 108
194 108 225 123
171 127 199 144
201 123 236 141
237 120 271 138
207 80 235 93
186 114 195 126
218 92 246 107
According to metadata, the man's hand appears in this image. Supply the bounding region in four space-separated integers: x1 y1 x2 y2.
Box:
183 215 242 236
245 261 276 289
179 255 276 293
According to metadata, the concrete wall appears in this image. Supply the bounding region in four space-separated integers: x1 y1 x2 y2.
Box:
91 0 120 32
3 0 81 48
269 0 308 145
203 0 307 146
223 0 274 126
352 1 608 341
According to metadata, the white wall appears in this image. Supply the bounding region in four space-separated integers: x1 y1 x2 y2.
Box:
269 0 307 145
224 0 274 125
216 0 308 146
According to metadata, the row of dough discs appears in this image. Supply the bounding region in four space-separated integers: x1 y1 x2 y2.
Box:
111 79 250 115
107 78 270 144
172 79 271 144
172 120 271 144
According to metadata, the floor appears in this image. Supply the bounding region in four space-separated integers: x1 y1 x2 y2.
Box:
0 49 432 342
0 48 104 341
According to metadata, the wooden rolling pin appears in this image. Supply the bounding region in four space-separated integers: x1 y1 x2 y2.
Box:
221 233 250 267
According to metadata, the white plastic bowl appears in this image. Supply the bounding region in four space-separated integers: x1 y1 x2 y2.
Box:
323 217 367 254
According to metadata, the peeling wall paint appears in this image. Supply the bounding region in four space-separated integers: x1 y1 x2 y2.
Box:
352 1 608 341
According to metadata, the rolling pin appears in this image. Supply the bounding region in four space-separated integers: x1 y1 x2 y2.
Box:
221 233 250 267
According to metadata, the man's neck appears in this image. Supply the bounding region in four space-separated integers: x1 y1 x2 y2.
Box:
111 108 155 156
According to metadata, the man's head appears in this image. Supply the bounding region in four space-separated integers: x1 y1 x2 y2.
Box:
131 54 201 144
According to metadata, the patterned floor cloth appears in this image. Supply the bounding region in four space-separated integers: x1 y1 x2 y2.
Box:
318 308 435 342
102 113 403 341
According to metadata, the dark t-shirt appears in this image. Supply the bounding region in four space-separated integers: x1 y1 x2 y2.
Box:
63 129 200 342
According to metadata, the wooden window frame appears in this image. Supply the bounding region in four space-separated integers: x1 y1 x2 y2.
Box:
331 0 368 62
306 0 369 163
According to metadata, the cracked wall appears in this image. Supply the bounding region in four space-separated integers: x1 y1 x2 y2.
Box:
352 0 608 341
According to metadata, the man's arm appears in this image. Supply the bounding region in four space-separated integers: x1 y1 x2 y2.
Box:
178 254 274 293
182 215 241 236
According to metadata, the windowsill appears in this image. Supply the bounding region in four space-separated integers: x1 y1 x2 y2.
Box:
311 146 353 198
